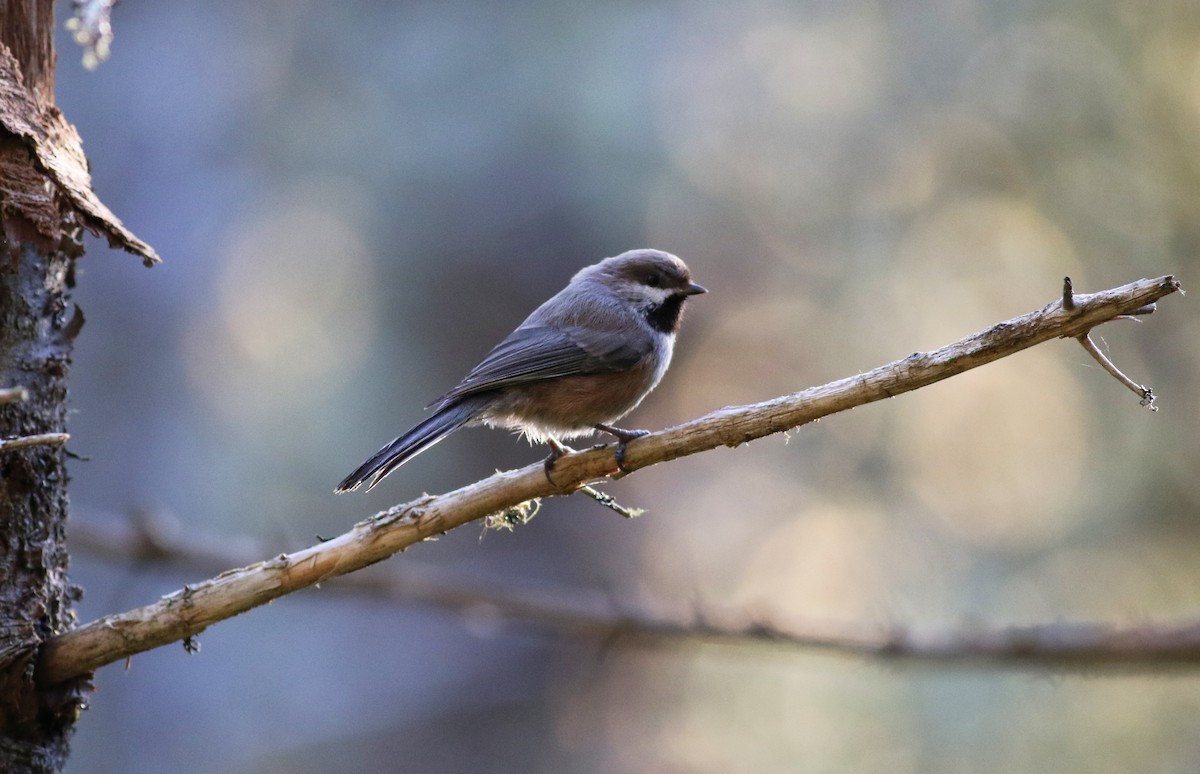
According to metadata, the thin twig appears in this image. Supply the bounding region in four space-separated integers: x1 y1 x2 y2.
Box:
1076 334 1156 409
577 485 644 518
0 432 69 452
35 275 1183 685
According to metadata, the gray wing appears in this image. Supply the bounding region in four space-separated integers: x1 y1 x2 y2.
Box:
431 323 649 406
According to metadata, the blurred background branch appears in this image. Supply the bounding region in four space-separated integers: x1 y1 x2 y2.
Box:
66 509 1200 668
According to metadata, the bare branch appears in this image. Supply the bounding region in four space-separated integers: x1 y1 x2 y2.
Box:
68 512 1200 669
36 275 1182 685
0 432 68 452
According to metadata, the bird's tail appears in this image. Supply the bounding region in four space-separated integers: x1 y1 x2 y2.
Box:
335 394 491 493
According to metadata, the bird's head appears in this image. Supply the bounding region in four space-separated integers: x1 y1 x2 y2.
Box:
580 249 707 332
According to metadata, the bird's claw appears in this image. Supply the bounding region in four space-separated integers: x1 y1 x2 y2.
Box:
543 438 575 485
594 424 650 473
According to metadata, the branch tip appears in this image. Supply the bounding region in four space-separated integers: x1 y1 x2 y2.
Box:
1062 277 1075 310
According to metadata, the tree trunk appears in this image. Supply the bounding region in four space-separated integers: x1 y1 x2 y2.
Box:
0 2 88 770
0 242 85 771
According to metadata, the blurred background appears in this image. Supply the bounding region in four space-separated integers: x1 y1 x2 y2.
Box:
54 0 1200 771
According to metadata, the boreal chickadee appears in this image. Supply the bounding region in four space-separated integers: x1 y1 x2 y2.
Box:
336 248 707 492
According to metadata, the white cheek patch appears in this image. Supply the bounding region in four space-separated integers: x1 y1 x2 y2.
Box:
644 286 675 306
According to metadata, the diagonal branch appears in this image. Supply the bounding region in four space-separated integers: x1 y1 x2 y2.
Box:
36 275 1182 685
67 511 1200 668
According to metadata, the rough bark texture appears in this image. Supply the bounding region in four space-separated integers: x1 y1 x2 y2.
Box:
0 2 92 770
0 239 86 772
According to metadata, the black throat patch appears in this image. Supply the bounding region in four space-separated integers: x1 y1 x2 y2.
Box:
645 294 687 334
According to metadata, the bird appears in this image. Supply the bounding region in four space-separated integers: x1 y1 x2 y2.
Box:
336 248 707 492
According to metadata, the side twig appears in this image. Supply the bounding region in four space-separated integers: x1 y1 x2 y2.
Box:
577 485 644 518
1077 334 1156 408
1064 276 1158 409
0 432 69 452
0 386 29 404
35 275 1182 685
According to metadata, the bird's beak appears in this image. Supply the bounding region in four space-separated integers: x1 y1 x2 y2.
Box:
683 282 708 296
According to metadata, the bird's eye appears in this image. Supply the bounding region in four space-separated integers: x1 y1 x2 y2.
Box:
644 274 661 287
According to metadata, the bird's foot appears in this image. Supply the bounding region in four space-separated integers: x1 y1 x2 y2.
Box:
594 423 650 473
543 437 576 485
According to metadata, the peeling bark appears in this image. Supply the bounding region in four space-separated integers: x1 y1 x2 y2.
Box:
0 46 158 266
